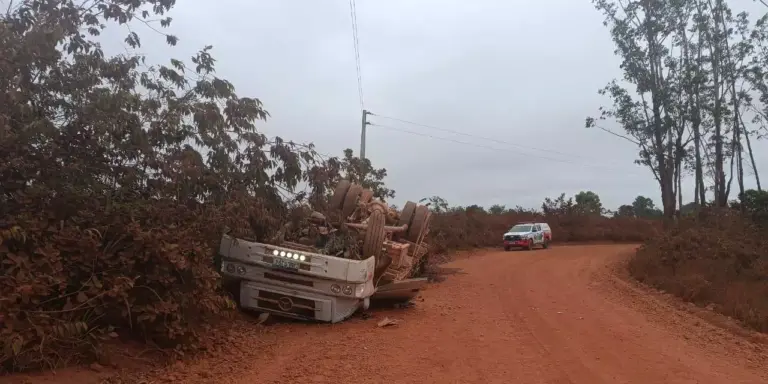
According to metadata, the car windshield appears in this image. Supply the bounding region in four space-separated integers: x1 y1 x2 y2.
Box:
508 225 532 233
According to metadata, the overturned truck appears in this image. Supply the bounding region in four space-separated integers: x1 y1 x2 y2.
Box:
218 180 433 323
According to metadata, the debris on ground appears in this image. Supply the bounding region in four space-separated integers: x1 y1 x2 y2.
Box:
376 317 402 328
254 313 270 325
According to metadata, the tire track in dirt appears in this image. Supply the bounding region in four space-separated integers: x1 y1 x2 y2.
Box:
6 244 768 384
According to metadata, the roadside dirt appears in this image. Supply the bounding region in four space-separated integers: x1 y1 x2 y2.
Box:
6 244 768 384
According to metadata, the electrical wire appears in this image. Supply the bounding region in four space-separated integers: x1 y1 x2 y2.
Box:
370 113 597 161
348 0 364 111
369 123 645 175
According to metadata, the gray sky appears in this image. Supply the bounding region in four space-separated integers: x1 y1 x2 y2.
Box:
105 0 768 210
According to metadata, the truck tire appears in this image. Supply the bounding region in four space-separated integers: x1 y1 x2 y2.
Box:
363 209 386 259
341 184 363 219
543 239 550 249
526 239 534 251
329 180 351 210
395 201 417 240
406 205 431 243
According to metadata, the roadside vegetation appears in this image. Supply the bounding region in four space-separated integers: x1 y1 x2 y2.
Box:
590 0 768 333
2 0 768 377
0 0 658 373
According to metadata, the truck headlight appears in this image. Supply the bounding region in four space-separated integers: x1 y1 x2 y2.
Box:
235 265 246 275
342 285 353 295
331 284 341 294
225 264 235 273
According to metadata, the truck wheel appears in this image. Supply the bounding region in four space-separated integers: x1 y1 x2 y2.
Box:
395 201 417 240
363 209 386 259
329 180 351 210
504 245 510 251
526 239 533 251
542 239 550 249
341 184 363 219
406 205 431 243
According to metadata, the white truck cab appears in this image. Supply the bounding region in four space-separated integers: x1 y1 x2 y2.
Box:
218 235 376 323
502 222 552 251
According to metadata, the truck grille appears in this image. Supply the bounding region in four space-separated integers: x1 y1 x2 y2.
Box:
505 235 521 241
257 290 317 318
263 272 314 287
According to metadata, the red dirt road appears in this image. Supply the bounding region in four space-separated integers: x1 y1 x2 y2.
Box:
8 244 768 384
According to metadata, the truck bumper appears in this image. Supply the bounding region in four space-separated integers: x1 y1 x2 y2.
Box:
239 281 364 323
504 240 530 247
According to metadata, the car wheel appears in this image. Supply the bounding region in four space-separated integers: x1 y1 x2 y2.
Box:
542 239 549 249
526 239 533 251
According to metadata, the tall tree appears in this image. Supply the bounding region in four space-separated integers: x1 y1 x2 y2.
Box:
588 0 767 214
588 0 688 219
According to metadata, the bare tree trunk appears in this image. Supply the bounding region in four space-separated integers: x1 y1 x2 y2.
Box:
643 1 676 221
693 3 707 205
675 154 683 218
717 0 746 200
709 0 726 207
724 129 736 203
738 109 761 191
694 174 700 205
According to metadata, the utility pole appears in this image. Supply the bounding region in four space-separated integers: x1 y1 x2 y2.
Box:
360 109 371 159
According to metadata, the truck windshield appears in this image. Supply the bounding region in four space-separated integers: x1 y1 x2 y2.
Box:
508 225 532 232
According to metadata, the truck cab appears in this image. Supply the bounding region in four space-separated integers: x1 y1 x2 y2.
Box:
217 181 435 324
218 235 376 323
502 222 552 251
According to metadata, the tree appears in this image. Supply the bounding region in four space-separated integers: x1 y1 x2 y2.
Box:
587 0 689 219
337 148 395 199
632 195 662 218
0 0 359 370
679 201 700 216
739 189 768 224
464 204 486 214
542 193 574 216
589 0 765 217
573 191 603 215
420 196 449 213
617 204 636 217
488 204 507 215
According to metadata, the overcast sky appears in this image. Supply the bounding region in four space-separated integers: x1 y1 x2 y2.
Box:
103 0 767 210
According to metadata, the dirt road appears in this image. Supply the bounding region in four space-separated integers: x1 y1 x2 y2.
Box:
10 244 768 384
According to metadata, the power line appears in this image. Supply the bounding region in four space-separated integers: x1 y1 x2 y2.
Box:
348 0 364 111
369 123 645 175
370 113 597 161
